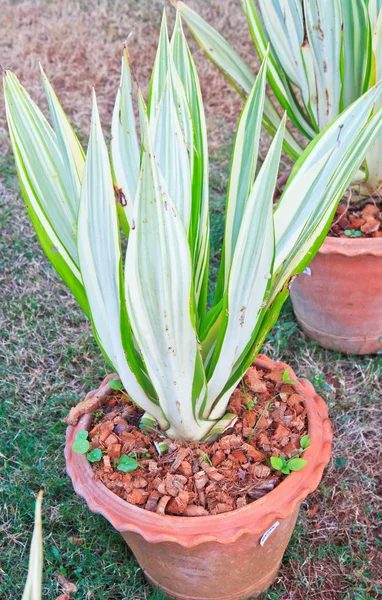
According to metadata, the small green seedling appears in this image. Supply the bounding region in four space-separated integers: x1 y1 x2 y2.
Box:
108 378 125 392
91 410 103 423
87 448 103 462
300 434 311 450
73 431 104 462
282 369 296 385
72 430 90 454
344 229 362 237
117 454 139 472
247 395 278 443
270 455 307 475
154 440 169 456
197 447 212 466
242 381 257 411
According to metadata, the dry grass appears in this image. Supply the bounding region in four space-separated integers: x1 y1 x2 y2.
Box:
1 1 381 599
0 0 254 153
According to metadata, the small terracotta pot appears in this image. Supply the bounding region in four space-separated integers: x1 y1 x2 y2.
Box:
290 236 382 354
65 355 332 600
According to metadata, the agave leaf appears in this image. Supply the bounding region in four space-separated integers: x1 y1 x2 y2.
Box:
4 71 78 261
125 94 208 441
368 0 382 30
258 0 310 111
301 44 319 127
341 0 372 109
77 91 164 424
242 0 317 138
40 66 85 212
22 490 43 600
203 413 238 442
4 71 90 315
111 47 140 232
303 0 342 130
215 94 382 402
174 0 303 160
206 116 285 417
277 107 382 286
152 62 192 235
171 11 210 317
275 82 382 269
366 9 382 188
148 10 171 118
219 54 268 298
199 298 223 365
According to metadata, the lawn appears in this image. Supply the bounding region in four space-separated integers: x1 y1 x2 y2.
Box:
0 1 381 599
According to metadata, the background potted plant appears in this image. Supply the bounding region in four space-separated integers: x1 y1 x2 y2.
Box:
4 10 382 600
177 0 382 354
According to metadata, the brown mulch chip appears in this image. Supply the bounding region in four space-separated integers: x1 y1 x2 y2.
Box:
87 365 308 516
329 199 382 238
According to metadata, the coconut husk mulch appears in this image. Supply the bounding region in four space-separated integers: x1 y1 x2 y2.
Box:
329 200 382 238
79 363 308 517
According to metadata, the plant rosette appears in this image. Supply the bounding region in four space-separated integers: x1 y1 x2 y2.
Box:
65 355 333 600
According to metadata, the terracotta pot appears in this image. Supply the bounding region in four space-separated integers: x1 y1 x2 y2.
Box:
65 355 332 600
290 236 382 354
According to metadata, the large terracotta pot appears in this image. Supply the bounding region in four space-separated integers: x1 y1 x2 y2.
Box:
290 236 382 354
65 355 332 600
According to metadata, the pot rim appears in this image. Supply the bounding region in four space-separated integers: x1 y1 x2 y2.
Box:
65 354 333 547
319 235 382 257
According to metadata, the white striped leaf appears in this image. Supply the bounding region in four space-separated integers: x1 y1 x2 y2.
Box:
40 67 85 214
4 71 78 262
275 82 382 270
111 47 140 231
242 0 317 138
303 0 342 130
125 95 209 441
4 71 89 314
368 0 382 30
148 11 171 119
77 92 164 425
203 413 238 442
174 0 304 159
277 107 382 286
152 63 192 235
258 0 310 110
206 116 286 418
301 44 319 127
215 97 382 402
171 11 210 318
341 0 372 110
221 55 268 294
366 9 382 188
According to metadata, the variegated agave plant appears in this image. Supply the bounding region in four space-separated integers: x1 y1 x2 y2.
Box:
176 0 382 193
4 13 382 440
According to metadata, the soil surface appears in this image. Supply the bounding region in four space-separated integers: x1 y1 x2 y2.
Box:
328 200 381 239
86 364 308 516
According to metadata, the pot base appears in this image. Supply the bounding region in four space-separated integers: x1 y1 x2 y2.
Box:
295 314 380 354
144 563 280 600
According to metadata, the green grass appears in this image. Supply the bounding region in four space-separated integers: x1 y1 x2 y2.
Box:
1 137 381 600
